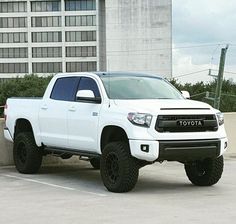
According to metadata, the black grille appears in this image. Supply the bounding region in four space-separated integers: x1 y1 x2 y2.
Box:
155 114 218 133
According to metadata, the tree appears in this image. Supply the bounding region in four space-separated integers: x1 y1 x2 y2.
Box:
0 75 52 116
170 79 236 112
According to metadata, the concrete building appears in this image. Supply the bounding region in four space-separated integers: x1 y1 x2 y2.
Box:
0 0 172 78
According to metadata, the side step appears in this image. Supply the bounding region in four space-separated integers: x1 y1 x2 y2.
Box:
44 146 101 159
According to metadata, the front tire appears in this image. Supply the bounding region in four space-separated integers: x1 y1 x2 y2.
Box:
13 132 42 174
185 156 224 186
100 142 139 193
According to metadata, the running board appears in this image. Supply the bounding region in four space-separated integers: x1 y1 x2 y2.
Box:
44 146 100 159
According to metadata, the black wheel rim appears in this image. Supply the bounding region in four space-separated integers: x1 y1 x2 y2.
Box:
106 153 119 184
194 161 207 176
17 142 27 164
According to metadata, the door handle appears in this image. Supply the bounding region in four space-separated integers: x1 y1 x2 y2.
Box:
41 105 48 110
68 106 76 112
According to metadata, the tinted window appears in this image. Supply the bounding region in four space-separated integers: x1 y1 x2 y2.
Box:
78 77 100 97
51 77 79 101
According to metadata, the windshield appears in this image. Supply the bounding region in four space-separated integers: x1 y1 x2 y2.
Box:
100 75 184 100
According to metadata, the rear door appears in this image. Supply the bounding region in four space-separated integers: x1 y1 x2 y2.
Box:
67 77 102 152
39 77 79 148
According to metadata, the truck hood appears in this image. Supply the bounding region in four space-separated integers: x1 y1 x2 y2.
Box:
113 99 213 114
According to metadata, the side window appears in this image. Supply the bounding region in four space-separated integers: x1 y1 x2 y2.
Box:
50 77 79 101
78 77 100 97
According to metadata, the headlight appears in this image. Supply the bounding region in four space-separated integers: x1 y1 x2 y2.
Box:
127 113 153 127
216 112 224 126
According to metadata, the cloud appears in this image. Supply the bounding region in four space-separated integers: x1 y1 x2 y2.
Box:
173 0 236 43
173 0 236 82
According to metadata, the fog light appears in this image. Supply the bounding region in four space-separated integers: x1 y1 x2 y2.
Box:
141 145 149 153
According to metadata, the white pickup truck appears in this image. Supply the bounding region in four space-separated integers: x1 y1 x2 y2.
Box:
4 72 228 192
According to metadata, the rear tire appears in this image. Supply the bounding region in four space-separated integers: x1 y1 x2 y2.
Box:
100 142 139 193
185 156 224 186
90 158 100 169
13 132 42 174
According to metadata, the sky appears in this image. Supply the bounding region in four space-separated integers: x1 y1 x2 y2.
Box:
172 0 236 83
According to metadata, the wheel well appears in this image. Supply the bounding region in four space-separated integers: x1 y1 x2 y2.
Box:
14 119 33 139
101 126 129 152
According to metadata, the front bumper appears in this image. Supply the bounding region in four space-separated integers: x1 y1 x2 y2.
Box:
158 139 221 162
129 137 228 162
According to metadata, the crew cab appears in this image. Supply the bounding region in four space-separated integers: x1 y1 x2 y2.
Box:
4 72 228 192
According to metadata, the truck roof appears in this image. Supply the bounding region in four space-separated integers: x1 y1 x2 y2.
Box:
93 71 163 79
54 71 164 80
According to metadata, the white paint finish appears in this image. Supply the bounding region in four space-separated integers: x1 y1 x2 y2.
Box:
67 101 102 151
39 99 69 148
4 72 228 163
129 139 159 161
1 111 235 166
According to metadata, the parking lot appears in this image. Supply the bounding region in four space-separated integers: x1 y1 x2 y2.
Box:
0 158 236 224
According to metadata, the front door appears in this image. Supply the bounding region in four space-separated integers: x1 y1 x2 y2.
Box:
67 77 102 152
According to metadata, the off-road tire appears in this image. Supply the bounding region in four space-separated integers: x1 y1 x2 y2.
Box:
185 156 224 186
13 132 42 174
90 158 100 169
100 142 139 193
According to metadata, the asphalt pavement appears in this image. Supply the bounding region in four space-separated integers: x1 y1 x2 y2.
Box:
0 158 236 224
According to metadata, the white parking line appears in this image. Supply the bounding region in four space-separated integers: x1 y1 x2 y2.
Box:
3 174 107 197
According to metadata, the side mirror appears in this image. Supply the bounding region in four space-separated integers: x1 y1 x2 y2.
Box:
181 91 190 99
76 90 101 104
